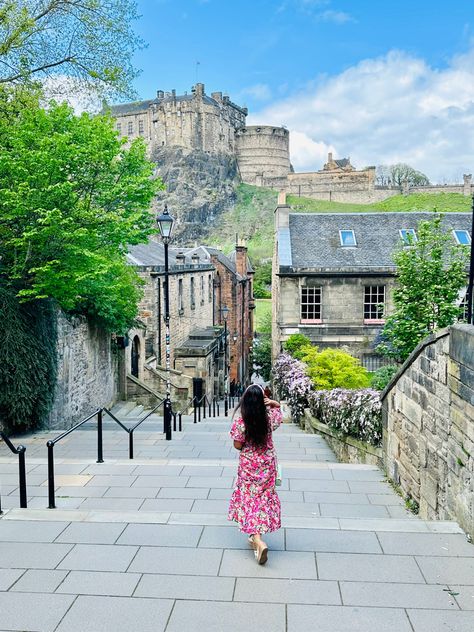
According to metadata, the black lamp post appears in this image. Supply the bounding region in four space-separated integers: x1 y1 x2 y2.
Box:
221 305 229 416
466 195 474 324
157 204 175 440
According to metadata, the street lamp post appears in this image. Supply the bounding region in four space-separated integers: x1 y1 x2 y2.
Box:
157 204 175 441
221 305 229 416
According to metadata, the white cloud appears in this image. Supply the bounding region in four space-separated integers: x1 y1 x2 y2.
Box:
316 9 354 24
42 75 102 114
249 48 474 182
238 83 272 102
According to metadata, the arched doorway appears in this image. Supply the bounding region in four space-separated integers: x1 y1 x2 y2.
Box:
131 336 140 378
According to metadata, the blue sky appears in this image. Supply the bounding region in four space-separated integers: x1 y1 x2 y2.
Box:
129 0 474 181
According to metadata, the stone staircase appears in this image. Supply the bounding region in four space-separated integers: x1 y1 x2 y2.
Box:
0 406 473 631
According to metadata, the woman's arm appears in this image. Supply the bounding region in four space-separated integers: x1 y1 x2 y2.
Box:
233 440 243 451
264 397 281 409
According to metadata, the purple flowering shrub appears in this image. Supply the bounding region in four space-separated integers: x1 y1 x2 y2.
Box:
273 353 382 446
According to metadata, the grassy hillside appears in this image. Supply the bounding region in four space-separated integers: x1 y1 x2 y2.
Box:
210 187 471 264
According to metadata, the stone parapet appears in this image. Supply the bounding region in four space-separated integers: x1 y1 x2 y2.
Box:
382 324 474 538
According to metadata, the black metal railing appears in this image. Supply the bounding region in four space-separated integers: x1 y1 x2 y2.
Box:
103 398 165 460
193 395 222 423
47 409 102 509
0 431 27 512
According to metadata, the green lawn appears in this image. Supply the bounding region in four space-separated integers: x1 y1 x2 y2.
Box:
255 298 272 333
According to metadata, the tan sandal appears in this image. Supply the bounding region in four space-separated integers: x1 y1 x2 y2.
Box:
248 535 256 549
255 540 268 565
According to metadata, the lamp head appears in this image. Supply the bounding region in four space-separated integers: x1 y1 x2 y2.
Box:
157 204 175 243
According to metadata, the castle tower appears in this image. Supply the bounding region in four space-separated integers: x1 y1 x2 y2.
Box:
235 126 291 189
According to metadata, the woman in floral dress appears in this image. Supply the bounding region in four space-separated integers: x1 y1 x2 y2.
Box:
228 384 282 565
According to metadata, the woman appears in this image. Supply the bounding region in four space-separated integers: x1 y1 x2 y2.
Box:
228 384 282 564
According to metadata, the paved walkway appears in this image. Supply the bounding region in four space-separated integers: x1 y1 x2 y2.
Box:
1 406 473 631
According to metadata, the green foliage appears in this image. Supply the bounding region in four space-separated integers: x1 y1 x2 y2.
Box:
0 92 162 332
0 285 57 431
370 365 399 391
377 192 470 213
252 335 272 382
0 0 144 99
377 163 430 186
284 333 312 357
253 261 272 298
255 299 272 334
302 348 370 390
284 334 369 389
378 213 469 362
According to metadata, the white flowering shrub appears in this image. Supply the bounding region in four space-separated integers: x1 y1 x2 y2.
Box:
273 353 382 446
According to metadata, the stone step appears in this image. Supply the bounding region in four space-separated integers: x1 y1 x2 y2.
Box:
1 507 465 533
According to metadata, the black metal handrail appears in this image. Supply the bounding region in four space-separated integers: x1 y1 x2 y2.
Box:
0 431 27 512
46 408 102 509
193 395 222 422
103 397 165 459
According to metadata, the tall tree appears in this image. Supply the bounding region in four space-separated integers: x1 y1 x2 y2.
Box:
389 163 430 187
0 90 163 332
0 0 143 98
377 214 468 362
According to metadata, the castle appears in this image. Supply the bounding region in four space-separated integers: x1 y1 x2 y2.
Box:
110 84 474 203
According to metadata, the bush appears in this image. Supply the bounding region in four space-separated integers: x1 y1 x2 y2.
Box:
272 351 382 445
370 365 399 391
252 335 272 381
309 389 382 446
284 333 312 357
301 347 370 390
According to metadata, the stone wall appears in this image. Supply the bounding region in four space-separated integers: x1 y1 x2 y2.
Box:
235 126 291 187
382 324 474 538
47 312 120 430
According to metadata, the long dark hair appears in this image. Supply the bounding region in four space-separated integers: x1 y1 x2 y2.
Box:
236 384 268 447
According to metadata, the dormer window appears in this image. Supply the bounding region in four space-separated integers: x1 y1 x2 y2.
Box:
453 230 471 245
400 229 417 245
339 230 356 247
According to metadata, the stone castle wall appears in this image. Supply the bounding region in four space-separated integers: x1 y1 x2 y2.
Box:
47 312 120 430
235 126 291 187
382 324 474 539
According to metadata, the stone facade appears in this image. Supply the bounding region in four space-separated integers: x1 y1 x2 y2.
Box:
46 312 120 430
272 198 471 367
382 324 474 539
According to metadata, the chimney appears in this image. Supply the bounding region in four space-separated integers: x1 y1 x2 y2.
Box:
463 174 472 196
175 252 185 267
328 152 333 163
157 90 164 99
191 253 200 268
275 190 290 231
195 83 205 98
211 91 223 102
235 239 248 278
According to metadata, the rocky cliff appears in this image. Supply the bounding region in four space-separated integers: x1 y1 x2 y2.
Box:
152 146 239 243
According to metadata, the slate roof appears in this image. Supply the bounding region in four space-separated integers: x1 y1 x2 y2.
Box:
127 240 211 270
283 212 472 272
228 250 254 274
108 93 243 117
335 158 351 169
185 246 246 281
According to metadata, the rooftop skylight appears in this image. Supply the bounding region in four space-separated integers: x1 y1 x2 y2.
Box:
453 230 471 246
399 229 417 245
339 230 357 247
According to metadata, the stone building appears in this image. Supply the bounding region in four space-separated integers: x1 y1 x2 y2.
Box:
235 125 291 189
272 194 472 368
126 240 223 404
185 243 255 386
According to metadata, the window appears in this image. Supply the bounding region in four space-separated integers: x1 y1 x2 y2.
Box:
200 276 204 305
116 122 121 134
459 293 470 321
190 277 195 309
339 230 356 247
364 286 386 322
138 120 144 135
208 275 212 303
400 229 417 245
301 286 322 322
453 230 471 245
127 121 133 135
178 279 183 313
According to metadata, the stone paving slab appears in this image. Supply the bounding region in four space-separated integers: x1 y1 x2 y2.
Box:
220 549 317 579
0 520 67 542
0 592 75 631
55 595 174 632
135 573 235 601
166 600 286 632
0 542 73 569
416 556 474 584
0 569 24 591
198 525 285 550
117 523 203 547
234 577 341 605
317 552 425 583
407 609 474 631
378 532 474 557
286 528 382 554
55 521 126 544
129 545 222 575
449 586 474 610
340 580 460 609
56 570 141 596
57 543 138 572
9 569 68 593
287 604 413 632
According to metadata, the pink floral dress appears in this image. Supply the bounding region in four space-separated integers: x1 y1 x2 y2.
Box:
228 407 283 535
